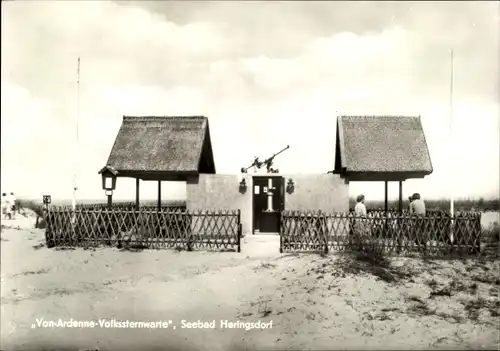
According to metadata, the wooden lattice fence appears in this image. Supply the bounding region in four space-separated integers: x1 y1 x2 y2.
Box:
44 206 241 252
280 210 485 257
73 202 186 211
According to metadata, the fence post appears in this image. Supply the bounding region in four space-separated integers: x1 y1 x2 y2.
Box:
315 210 327 254
186 210 193 251
237 209 241 253
322 213 328 254
476 213 481 254
279 212 283 253
44 205 53 248
449 214 455 255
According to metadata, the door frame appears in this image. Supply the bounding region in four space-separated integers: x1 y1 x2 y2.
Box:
251 175 285 234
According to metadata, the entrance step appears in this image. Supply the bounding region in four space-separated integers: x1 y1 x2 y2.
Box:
241 234 280 257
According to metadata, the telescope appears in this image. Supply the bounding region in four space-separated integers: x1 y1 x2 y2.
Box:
241 145 290 173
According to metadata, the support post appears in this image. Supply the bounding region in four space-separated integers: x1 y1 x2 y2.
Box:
135 178 140 209
384 181 388 214
107 194 112 208
158 181 162 210
384 180 389 235
398 181 403 214
397 180 403 253
267 178 273 211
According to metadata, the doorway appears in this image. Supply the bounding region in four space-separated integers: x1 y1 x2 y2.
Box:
252 176 285 234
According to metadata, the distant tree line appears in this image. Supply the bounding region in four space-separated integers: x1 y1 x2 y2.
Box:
17 197 500 214
349 197 500 212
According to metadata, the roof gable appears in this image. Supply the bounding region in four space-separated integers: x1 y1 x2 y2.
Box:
104 116 216 178
334 115 433 180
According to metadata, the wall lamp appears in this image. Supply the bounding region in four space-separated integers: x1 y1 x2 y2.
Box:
286 179 295 194
239 178 247 194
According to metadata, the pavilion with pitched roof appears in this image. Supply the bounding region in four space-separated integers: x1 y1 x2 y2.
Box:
332 115 433 213
98 116 216 208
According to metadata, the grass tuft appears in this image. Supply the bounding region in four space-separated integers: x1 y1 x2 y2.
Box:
460 296 500 319
483 222 500 243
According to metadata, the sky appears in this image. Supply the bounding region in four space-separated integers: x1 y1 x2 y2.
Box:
1 1 499 202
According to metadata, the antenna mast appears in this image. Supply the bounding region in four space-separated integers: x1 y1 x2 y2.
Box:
72 57 80 212
449 50 454 217
448 49 455 245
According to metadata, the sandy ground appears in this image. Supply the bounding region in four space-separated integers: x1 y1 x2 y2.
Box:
1 213 499 351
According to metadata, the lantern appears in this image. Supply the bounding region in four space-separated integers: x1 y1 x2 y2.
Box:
239 178 247 193
98 165 118 191
42 194 51 205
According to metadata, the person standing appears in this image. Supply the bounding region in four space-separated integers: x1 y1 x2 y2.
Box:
1 193 8 220
409 193 427 250
3 193 12 220
8 192 17 219
397 195 415 253
353 194 369 250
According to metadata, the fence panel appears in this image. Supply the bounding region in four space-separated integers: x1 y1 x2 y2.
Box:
44 206 240 252
189 210 239 251
280 210 484 257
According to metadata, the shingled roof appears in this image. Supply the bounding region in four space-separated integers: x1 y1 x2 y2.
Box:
102 116 215 180
334 116 433 181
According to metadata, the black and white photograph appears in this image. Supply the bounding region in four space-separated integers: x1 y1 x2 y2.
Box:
1 1 499 350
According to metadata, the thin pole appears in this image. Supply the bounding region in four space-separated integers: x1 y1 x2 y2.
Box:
384 181 388 214
158 181 162 210
384 181 388 234
71 57 80 226
449 49 454 218
72 57 80 213
398 181 403 214
449 49 455 243
135 178 140 209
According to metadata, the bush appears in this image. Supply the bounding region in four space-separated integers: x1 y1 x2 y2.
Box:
351 224 387 265
36 217 47 229
16 199 44 218
357 240 387 265
483 222 500 243
16 199 46 229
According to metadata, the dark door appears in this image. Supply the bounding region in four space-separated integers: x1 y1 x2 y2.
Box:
252 177 284 234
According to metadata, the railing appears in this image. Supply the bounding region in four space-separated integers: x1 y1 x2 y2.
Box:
280 210 484 256
44 206 241 252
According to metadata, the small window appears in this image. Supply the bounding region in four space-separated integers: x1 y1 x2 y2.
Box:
105 177 113 189
254 186 260 194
